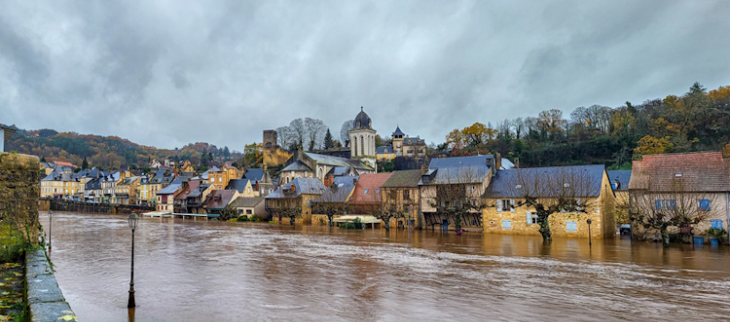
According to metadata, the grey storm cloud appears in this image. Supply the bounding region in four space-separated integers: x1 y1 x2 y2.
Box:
1 0 729 151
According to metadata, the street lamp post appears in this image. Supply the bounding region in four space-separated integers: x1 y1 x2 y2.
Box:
48 210 53 253
586 219 592 247
127 213 139 308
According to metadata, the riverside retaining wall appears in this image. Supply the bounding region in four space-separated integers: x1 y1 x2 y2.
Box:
26 249 76 322
41 198 154 214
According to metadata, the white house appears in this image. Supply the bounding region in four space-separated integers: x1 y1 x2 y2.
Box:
0 125 16 152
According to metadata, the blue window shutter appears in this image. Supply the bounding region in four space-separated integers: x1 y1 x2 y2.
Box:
526 212 531 225
669 199 676 210
497 200 503 212
655 199 661 210
566 221 577 232
699 199 710 211
502 220 511 230
711 220 722 229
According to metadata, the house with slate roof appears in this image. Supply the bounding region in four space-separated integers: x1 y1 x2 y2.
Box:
607 170 631 226
381 169 423 229
40 167 83 199
483 164 616 239
203 190 239 215
310 176 358 225
229 196 266 218
280 150 373 185
629 152 730 241
115 176 141 205
156 182 182 212
419 155 500 231
265 178 327 224
208 166 242 190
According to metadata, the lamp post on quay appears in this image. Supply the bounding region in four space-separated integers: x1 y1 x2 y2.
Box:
586 218 593 248
127 212 139 308
48 210 53 253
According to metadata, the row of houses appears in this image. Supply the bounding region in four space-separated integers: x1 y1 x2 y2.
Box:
265 151 730 241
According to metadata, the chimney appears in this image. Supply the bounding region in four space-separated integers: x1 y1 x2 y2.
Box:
723 143 730 158
353 178 358 186
421 164 428 174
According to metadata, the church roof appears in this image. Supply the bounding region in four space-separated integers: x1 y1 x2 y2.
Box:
352 106 372 130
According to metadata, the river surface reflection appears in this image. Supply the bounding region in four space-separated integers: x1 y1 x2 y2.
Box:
41 212 730 322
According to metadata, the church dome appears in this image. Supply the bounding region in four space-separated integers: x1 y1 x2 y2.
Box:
352 106 372 130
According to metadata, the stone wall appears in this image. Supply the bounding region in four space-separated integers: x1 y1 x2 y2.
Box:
0 152 40 245
26 249 76 321
42 198 154 214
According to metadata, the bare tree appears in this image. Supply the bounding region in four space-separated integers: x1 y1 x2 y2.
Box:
289 118 306 150
424 167 487 232
630 180 712 247
276 126 296 150
506 167 597 241
304 117 327 151
340 120 354 146
311 185 351 227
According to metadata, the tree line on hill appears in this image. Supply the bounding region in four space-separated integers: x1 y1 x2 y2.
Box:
439 82 730 168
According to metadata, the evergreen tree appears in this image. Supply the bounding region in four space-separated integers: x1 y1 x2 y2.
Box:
40 156 46 163
223 146 231 158
82 157 89 169
324 128 334 149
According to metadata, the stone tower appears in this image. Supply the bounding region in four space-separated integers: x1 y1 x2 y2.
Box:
349 106 377 158
263 130 277 149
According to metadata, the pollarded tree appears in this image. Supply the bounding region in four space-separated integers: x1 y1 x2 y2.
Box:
304 117 327 151
340 120 354 146
506 166 598 241
424 166 487 232
630 179 712 247
311 184 351 227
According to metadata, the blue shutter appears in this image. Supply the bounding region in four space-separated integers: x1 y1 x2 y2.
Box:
502 220 511 230
711 220 722 229
566 221 577 232
496 200 503 212
526 212 532 225
655 199 661 210
699 199 710 211
669 199 676 210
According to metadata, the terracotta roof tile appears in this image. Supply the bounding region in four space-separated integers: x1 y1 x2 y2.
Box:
350 173 392 204
629 152 730 192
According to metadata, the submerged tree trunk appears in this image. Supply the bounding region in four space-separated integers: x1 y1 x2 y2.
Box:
289 216 295 226
454 214 463 232
539 217 552 242
328 215 334 227
383 219 390 231
661 228 670 248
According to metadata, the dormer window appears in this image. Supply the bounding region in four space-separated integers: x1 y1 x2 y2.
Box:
675 173 683 177
364 189 369 194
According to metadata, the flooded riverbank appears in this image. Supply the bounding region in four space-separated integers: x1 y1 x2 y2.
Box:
41 212 730 321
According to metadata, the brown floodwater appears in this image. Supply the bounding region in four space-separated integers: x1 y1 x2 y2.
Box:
40 212 730 322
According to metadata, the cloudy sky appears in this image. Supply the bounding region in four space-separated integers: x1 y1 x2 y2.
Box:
2 0 729 151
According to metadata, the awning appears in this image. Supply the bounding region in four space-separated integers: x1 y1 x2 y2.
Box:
333 215 381 224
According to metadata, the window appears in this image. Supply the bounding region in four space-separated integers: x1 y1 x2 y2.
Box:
526 212 538 225
364 189 369 194
566 221 577 232
711 220 723 229
376 189 380 194
698 199 710 211
502 220 511 230
238 209 243 214
497 199 515 212
403 190 410 201
246 209 252 214
655 199 676 210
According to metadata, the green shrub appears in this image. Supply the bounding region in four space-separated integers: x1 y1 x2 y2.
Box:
237 216 249 222
250 214 260 222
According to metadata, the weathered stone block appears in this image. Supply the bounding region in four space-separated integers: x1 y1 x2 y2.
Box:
30 302 75 322
27 273 65 305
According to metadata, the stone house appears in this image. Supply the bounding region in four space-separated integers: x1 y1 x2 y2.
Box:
115 176 141 205
208 166 242 190
419 155 500 231
607 169 631 226
229 196 266 218
310 176 358 225
0 124 16 152
348 173 393 215
381 170 422 229
139 168 175 206
483 165 616 239
280 150 372 184
629 152 730 241
156 182 181 212
203 190 239 215
40 167 82 199
265 178 326 224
